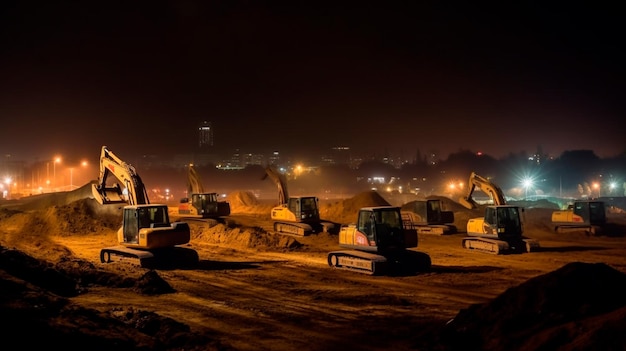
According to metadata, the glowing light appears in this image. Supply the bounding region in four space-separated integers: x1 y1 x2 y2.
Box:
522 177 534 199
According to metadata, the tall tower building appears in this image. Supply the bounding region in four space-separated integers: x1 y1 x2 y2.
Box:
198 120 214 150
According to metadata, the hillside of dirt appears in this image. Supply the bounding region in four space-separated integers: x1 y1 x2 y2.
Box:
2 184 626 350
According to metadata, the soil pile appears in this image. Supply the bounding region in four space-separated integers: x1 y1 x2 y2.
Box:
226 190 272 215
320 190 391 224
2 188 626 350
193 223 302 251
0 245 225 350
4 181 96 211
441 262 626 350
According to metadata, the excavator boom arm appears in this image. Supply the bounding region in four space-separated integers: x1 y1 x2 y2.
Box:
263 166 289 205
92 146 150 206
459 172 507 209
187 164 205 195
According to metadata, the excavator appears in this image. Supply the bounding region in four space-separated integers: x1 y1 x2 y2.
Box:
178 164 230 221
458 172 539 254
552 200 606 235
262 166 335 236
401 199 457 234
92 146 196 268
328 205 431 275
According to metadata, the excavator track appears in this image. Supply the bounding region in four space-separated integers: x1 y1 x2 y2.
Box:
100 246 199 269
100 246 156 267
327 250 388 275
274 222 313 236
462 237 509 255
462 237 539 254
554 225 600 235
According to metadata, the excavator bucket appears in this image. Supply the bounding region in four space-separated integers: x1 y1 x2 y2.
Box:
92 183 127 205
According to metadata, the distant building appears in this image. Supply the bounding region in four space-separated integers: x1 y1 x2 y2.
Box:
268 151 280 166
198 121 214 150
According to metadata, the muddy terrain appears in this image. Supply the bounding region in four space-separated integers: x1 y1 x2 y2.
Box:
1 184 626 350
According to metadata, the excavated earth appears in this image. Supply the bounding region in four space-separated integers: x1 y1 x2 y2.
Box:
1 182 626 350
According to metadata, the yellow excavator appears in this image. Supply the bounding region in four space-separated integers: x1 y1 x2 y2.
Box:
178 164 230 221
458 172 539 254
552 200 606 235
401 199 457 235
262 166 335 236
328 205 431 275
91 146 196 267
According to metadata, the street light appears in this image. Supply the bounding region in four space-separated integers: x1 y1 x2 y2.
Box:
69 160 88 190
53 157 61 191
593 182 600 199
522 178 533 200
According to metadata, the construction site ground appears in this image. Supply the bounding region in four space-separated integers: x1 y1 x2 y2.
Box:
1 184 626 351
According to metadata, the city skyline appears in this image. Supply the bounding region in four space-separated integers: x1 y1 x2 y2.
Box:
1 3 624 162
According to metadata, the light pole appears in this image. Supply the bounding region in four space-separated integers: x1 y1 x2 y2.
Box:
68 160 88 190
53 157 61 191
593 182 600 199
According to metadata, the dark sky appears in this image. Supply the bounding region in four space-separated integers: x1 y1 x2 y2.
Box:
1 1 624 163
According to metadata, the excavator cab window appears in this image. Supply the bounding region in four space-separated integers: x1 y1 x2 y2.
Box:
588 202 606 224
427 200 441 222
136 206 169 229
484 208 496 226
358 211 375 240
301 197 318 212
374 209 403 247
379 210 401 229
137 208 152 229
288 198 300 217
123 208 140 244
496 207 521 234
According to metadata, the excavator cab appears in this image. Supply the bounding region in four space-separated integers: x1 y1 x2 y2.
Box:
121 205 179 245
329 206 426 275
481 206 523 239
287 196 320 222
552 200 606 234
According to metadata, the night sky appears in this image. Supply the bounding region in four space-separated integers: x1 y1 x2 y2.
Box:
1 1 624 163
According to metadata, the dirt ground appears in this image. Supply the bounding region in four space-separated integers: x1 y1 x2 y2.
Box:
2 183 626 351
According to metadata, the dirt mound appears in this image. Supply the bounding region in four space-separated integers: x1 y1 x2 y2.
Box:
442 262 626 350
320 191 391 225
226 190 272 214
0 245 223 350
5 198 121 237
193 223 302 251
426 195 469 212
8 181 95 211
134 270 176 295
227 190 259 207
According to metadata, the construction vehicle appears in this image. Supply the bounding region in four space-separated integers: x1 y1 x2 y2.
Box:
262 166 335 236
458 172 539 254
92 146 196 267
178 164 230 220
401 199 457 234
552 200 606 235
328 206 431 275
